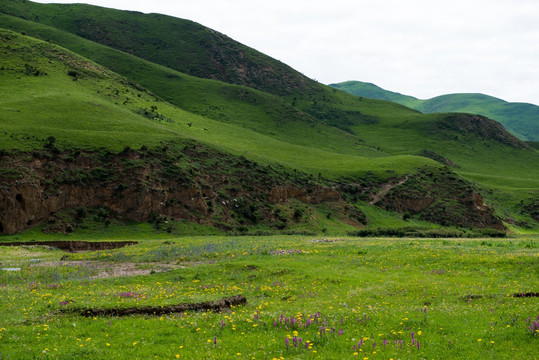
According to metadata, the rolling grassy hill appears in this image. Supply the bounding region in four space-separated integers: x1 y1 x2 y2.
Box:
331 80 539 141
0 28 433 178
0 1 537 234
0 0 318 96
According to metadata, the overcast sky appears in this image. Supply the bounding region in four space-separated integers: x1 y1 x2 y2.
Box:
34 0 539 104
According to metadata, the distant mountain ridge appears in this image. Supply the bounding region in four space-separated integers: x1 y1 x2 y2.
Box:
330 81 539 141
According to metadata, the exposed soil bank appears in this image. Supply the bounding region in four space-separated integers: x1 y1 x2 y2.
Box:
0 145 363 235
0 240 137 252
512 292 538 298
74 295 247 317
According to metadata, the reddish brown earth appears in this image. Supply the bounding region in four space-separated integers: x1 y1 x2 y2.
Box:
0 146 363 235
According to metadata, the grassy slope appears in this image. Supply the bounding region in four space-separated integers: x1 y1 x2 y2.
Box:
330 80 422 108
3 3 534 189
0 13 386 159
0 28 433 179
0 2 537 229
0 0 319 96
416 94 539 142
331 81 539 141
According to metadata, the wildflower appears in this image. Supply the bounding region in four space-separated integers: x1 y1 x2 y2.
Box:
285 337 289 351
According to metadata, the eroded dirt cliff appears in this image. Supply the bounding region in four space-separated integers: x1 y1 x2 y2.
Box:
0 142 363 234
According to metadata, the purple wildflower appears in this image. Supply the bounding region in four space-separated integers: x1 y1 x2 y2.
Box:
528 320 539 334
285 337 289 351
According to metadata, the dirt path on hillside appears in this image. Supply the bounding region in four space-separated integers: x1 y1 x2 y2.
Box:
370 175 409 205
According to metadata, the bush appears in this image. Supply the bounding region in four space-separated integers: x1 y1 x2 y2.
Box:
347 226 506 238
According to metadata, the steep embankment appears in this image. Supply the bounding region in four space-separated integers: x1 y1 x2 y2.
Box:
0 143 368 235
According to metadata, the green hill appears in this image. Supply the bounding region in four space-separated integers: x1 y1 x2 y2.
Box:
0 1 537 235
331 80 539 141
328 80 422 108
0 0 318 96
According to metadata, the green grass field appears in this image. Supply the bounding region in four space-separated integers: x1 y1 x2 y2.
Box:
0 236 537 359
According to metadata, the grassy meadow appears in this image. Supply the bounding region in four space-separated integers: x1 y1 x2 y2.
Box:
0 235 537 359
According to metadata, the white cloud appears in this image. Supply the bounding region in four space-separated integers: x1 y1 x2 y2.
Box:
32 0 539 104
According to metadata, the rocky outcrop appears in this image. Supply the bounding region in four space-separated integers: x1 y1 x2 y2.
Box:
0 146 360 235
436 114 528 149
1 182 208 235
267 185 341 204
374 168 505 231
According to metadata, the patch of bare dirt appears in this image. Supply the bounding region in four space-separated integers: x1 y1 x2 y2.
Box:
270 249 303 255
370 176 408 205
72 295 247 317
30 260 183 279
309 238 345 243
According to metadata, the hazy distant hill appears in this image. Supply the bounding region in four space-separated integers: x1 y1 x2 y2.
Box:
331 81 539 141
